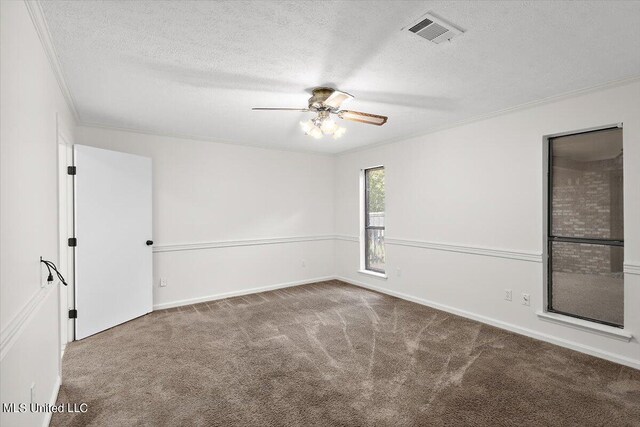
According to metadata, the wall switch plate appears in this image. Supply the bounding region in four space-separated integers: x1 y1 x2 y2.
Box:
396 268 401 277
159 278 167 288
301 259 306 268
504 289 512 301
30 383 36 404
522 293 530 306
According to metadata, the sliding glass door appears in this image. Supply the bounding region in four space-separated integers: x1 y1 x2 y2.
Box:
547 127 624 327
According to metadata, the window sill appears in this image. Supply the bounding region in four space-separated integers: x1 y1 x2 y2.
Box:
358 270 388 279
536 311 632 342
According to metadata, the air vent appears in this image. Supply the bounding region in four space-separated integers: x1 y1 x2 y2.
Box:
405 13 463 44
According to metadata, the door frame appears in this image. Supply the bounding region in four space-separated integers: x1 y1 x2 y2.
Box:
57 127 75 347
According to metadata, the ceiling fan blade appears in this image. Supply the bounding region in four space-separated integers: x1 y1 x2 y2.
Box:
338 110 388 126
252 108 310 112
323 90 354 109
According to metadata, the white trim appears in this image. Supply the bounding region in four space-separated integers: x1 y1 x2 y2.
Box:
24 1 80 122
358 270 388 279
153 276 335 310
542 122 623 140
42 375 62 427
334 234 359 242
386 238 542 263
153 235 335 253
0 285 55 361
359 169 366 272
536 311 632 342
624 263 640 276
335 235 542 263
336 276 640 370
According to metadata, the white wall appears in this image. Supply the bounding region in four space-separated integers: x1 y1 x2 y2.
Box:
334 80 640 369
2 6 638 427
1 1 76 426
75 126 335 308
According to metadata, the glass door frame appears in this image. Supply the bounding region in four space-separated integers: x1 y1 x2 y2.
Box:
546 125 624 328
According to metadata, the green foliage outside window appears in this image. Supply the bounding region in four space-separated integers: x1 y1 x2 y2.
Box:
367 168 385 213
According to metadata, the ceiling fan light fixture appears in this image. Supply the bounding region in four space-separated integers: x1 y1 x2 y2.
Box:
256 87 388 141
300 120 315 135
320 118 338 135
309 126 323 139
332 126 347 139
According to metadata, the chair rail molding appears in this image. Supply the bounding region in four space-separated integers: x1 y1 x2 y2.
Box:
624 262 640 276
335 234 542 263
387 238 543 263
153 234 336 253
334 234 359 242
0 284 55 360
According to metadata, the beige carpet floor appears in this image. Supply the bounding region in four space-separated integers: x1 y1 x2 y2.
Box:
52 280 640 426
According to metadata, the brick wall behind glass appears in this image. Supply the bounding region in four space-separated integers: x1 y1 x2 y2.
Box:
551 155 623 275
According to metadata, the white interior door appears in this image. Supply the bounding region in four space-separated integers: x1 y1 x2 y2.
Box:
74 145 153 339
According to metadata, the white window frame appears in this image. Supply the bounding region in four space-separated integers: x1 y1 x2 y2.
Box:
359 166 387 279
539 122 631 341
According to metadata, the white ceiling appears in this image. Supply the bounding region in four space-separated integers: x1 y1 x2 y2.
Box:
41 1 640 154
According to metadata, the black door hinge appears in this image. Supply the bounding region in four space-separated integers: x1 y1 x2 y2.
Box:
67 166 76 175
68 309 77 319
68 237 77 247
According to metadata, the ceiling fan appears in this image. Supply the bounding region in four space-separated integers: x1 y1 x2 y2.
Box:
252 87 388 139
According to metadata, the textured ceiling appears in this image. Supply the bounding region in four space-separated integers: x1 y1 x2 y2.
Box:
41 1 640 153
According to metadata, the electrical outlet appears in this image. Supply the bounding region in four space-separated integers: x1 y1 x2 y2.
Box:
40 257 56 287
504 289 512 301
159 278 167 288
30 383 36 404
40 257 52 288
40 258 47 288
521 293 530 306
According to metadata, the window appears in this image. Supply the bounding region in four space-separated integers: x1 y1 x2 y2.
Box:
363 167 385 273
547 127 624 327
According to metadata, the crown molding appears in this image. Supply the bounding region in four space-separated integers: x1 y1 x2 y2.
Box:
81 74 640 157
338 74 640 156
77 122 336 157
24 0 80 122
24 0 639 158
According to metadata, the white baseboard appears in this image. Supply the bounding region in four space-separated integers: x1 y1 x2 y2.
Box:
43 375 61 427
152 276 336 310
336 276 640 370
